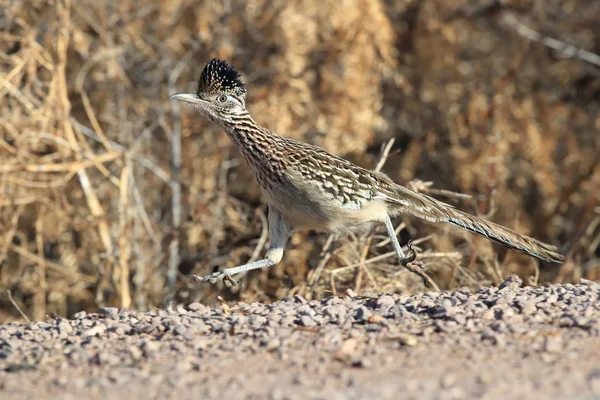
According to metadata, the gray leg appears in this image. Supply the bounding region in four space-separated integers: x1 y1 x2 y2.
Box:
191 205 291 286
383 214 438 290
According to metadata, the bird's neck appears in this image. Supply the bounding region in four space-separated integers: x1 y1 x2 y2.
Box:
217 111 283 174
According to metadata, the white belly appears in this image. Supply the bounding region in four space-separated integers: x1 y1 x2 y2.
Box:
262 181 389 234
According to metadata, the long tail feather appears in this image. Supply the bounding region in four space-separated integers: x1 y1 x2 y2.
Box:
385 185 564 263
445 208 564 263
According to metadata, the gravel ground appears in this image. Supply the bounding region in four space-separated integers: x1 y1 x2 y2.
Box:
1 276 600 399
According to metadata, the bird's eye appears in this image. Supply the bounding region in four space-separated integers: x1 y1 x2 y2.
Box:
217 95 228 103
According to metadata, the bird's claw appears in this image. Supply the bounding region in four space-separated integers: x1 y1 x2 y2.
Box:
223 274 242 287
398 242 434 288
401 240 420 267
189 272 242 287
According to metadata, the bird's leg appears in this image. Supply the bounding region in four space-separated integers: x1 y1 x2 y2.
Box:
191 205 291 286
383 214 438 290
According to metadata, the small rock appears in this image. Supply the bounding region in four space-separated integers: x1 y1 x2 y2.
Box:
187 303 209 312
279 297 295 303
544 335 563 353
0 340 13 359
351 358 372 368
367 315 384 324
95 352 120 366
335 338 358 360
298 315 317 327
133 323 155 334
141 340 160 356
494 307 514 320
264 338 281 351
129 346 143 360
280 315 297 327
249 315 267 329
457 286 471 295
581 279 599 289
387 305 409 319
293 295 307 304
498 275 522 292
296 304 315 316
173 325 187 336
99 307 119 316
113 323 132 335
163 316 182 327
57 321 73 336
559 314 591 328
546 294 558 304
81 319 93 328
481 309 496 321
376 295 395 309
481 330 506 347
82 323 107 338
324 297 342 306
495 292 516 304
392 333 418 346
419 298 436 309
323 305 347 321
430 306 448 318
442 299 454 309
353 306 373 322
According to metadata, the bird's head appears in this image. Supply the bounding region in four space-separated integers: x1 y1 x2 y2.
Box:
169 59 247 121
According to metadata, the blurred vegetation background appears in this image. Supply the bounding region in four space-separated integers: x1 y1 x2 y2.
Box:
1 0 599 322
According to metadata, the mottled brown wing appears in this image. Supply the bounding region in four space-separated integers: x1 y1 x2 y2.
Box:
280 138 382 210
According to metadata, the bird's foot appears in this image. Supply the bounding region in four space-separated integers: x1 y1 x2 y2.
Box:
401 240 422 268
399 241 438 290
189 271 242 287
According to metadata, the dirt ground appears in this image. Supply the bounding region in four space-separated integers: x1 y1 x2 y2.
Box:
1 275 599 399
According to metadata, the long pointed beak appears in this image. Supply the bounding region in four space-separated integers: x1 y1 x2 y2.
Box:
168 93 204 105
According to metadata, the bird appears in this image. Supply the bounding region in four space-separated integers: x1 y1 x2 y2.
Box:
169 58 564 289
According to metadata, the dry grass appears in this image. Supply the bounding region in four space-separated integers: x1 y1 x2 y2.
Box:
1 0 598 322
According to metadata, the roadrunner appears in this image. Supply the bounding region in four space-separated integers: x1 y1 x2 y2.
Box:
170 59 564 288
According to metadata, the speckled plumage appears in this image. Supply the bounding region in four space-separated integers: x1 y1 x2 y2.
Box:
197 59 246 98
169 59 564 287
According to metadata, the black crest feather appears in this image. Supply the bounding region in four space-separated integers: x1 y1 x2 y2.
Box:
197 59 246 96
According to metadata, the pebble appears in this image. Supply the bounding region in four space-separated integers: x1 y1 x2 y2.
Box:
187 303 209 313
293 295 307 304
264 338 281 351
543 335 563 353
1 276 599 398
82 323 107 338
99 307 119 316
353 306 372 321
498 275 522 291
298 315 317 327
296 304 316 316
376 295 396 309
173 325 187 336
